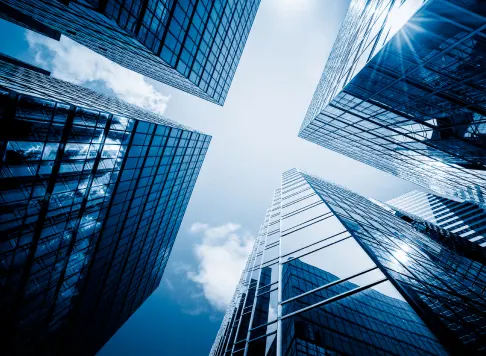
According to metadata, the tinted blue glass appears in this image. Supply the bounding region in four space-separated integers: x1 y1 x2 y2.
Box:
211 169 486 355
0 0 261 105
300 0 486 208
0 59 210 355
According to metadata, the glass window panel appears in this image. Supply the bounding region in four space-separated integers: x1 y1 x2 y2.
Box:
7 141 44 161
232 348 244 356
262 245 278 264
281 182 308 198
282 178 305 190
247 333 277 356
282 268 386 316
282 231 350 261
281 194 322 216
265 230 280 245
249 320 277 341
281 187 314 204
43 143 60 160
282 237 377 301
235 312 252 343
281 281 445 356
251 289 278 329
281 215 347 256
258 263 279 288
281 202 332 232
267 215 280 227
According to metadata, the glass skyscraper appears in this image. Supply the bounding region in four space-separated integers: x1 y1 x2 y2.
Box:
387 190 486 248
0 0 261 105
299 0 486 207
0 56 210 355
211 169 486 355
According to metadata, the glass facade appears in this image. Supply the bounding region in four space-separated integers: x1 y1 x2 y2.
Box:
0 0 261 105
211 169 486 355
387 190 486 248
0 58 210 355
299 0 486 207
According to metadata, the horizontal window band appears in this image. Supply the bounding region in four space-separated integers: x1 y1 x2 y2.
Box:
256 286 278 297
281 231 350 262
281 277 388 321
281 188 305 197
249 319 278 333
261 257 279 267
281 200 324 219
281 187 312 201
281 192 316 209
248 331 277 344
233 339 246 354
281 266 379 305
233 339 245 347
281 182 308 195
282 175 305 184
260 260 279 269
265 242 279 249
282 179 303 188
281 212 334 235
257 281 279 291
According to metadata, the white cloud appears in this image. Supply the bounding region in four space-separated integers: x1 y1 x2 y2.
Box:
188 222 254 311
197 222 241 242
26 32 170 115
189 222 210 233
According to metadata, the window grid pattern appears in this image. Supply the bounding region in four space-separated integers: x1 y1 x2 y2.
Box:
303 169 486 353
300 0 486 208
210 169 486 355
0 0 261 105
387 190 486 247
0 62 210 355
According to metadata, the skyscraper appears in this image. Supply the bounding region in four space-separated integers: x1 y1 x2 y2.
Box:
299 0 486 207
211 169 486 355
387 190 486 248
0 56 210 355
0 0 261 105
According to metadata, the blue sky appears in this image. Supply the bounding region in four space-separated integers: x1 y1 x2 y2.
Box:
0 0 424 354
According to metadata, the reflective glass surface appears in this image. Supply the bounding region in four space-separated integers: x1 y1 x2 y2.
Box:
0 60 210 355
300 0 486 208
210 169 486 355
0 0 261 105
388 190 486 248
305 170 486 353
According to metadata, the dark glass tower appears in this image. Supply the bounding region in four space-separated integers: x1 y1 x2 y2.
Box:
211 169 486 355
0 0 261 105
387 190 486 248
299 0 486 207
0 57 210 355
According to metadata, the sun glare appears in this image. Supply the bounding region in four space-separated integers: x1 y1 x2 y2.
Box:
393 245 410 264
394 250 409 263
387 0 422 37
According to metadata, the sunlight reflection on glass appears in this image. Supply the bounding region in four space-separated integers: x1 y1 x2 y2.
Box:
388 0 422 38
393 245 409 263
